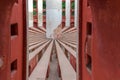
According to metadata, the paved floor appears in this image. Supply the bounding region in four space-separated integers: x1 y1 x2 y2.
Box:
47 52 61 80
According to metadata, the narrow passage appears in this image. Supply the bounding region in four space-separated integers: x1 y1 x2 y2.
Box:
47 49 61 80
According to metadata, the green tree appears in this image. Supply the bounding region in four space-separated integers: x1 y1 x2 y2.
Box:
43 1 46 9
62 2 65 9
43 11 46 15
72 11 74 16
62 11 65 16
33 1 37 8
71 1 75 9
33 11 37 16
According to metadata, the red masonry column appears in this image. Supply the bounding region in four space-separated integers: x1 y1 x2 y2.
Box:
33 0 38 28
0 1 15 80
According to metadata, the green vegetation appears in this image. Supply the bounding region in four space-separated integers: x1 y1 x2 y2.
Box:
71 1 75 9
33 11 37 16
71 11 74 16
62 11 65 16
43 1 46 9
33 0 37 8
43 11 46 15
62 1 65 9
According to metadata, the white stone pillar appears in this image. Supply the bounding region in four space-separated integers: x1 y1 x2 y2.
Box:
28 0 33 27
46 0 62 38
65 0 70 27
74 0 78 27
38 0 43 27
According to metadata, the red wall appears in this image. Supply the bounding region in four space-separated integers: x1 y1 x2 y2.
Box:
0 1 19 80
82 0 92 80
29 55 38 75
1 0 120 80
70 54 76 71
80 0 120 80
10 1 23 80
89 0 120 80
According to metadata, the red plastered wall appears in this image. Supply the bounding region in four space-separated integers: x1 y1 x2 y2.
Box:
0 0 22 80
70 54 76 71
10 1 23 80
89 0 120 80
29 56 38 75
82 0 92 80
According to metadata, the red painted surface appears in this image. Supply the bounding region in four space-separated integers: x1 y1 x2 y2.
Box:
43 22 46 29
10 1 23 80
0 0 24 80
80 0 120 80
62 16 65 28
29 55 38 75
1 0 120 80
22 0 27 79
81 0 92 80
89 0 120 80
70 54 76 71
0 1 13 80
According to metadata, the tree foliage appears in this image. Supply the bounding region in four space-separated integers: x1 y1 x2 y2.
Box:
33 1 37 8
43 1 46 9
71 1 75 9
62 2 65 9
